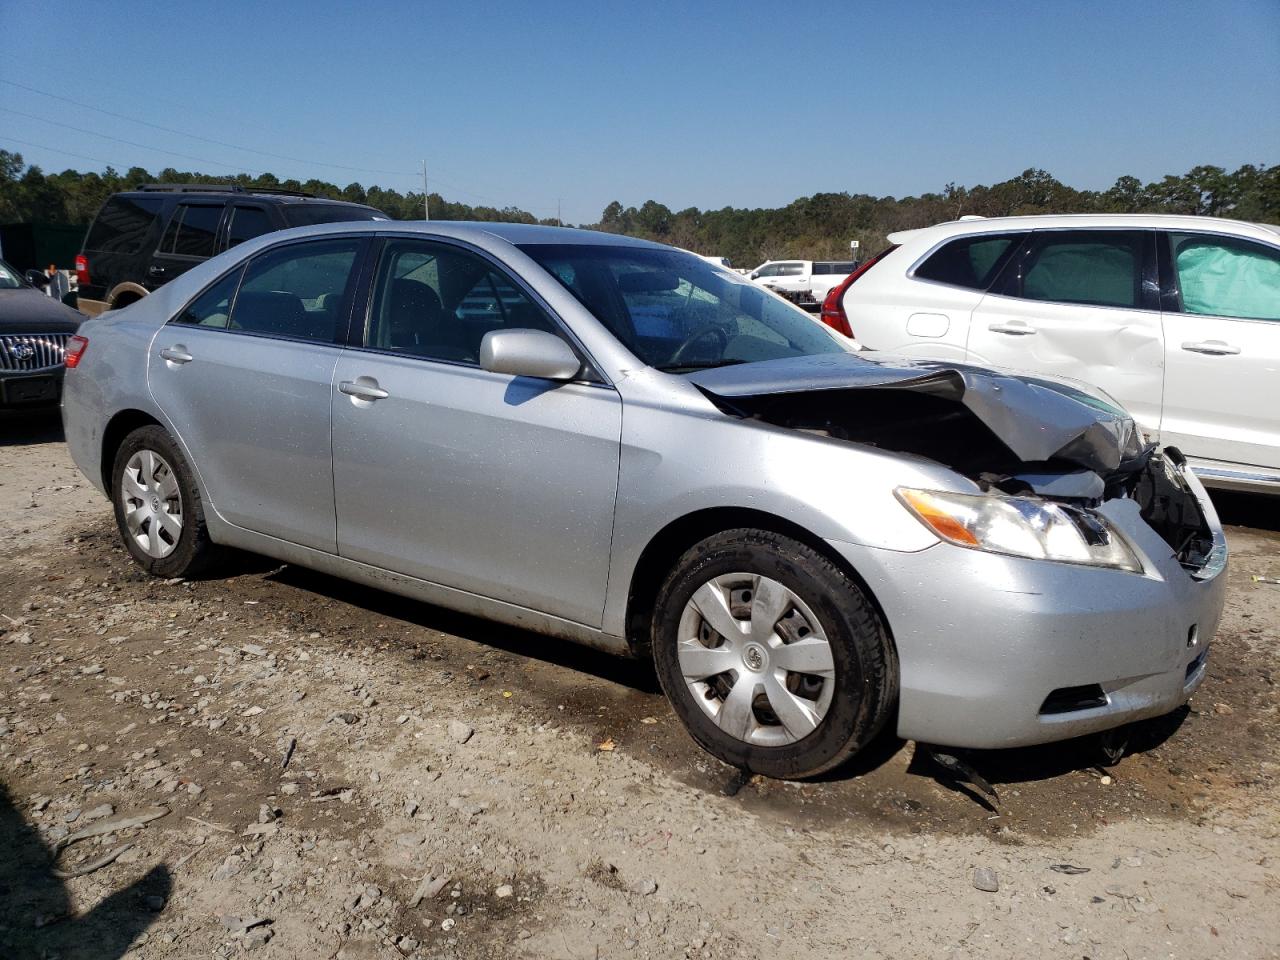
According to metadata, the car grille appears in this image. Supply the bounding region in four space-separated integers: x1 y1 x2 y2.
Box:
0 333 72 372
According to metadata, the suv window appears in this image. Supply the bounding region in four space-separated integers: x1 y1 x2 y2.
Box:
161 203 224 259
365 239 560 364
229 239 362 341
84 196 165 254
1170 233 1280 321
1014 231 1146 308
915 233 1025 290
227 206 273 248
172 267 244 329
281 204 387 227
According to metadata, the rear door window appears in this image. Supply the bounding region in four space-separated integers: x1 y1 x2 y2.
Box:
84 196 166 254
227 206 273 248
229 239 362 342
160 203 225 259
172 267 244 329
1169 233 1280 321
1007 231 1147 308
914 233 1026 290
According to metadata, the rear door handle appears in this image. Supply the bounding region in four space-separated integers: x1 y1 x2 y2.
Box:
159 346 193 364
988 322 1037 336
338 378 390 401
1181 340 1241 356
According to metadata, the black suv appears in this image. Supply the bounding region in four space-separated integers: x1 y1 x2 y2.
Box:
76 185 388 315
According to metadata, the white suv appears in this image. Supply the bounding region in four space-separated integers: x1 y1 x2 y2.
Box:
821 214 1280 493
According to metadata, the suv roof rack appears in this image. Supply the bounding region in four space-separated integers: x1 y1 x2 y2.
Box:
134 183 320 199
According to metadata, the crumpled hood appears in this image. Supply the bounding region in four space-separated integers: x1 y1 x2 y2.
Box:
687 352 1147 477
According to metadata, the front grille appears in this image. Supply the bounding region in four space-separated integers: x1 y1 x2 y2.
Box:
0 333 72 371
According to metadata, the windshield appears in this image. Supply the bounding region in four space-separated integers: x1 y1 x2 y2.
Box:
0 260 22 289
519 243 850 371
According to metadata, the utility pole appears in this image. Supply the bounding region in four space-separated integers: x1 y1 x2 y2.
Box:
421 159 430 220
556 198 562 227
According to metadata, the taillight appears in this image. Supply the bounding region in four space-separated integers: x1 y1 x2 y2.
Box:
65 335 88 369
75 254 90 285
819 245 898 338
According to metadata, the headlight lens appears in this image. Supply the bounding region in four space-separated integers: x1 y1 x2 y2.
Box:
896 488 1143 573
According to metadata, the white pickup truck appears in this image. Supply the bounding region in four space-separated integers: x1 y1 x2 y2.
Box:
748 260 857 307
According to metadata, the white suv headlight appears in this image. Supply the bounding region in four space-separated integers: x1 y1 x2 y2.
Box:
896 488 1143 573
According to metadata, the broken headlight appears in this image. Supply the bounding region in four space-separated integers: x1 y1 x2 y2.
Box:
896 488 1143 573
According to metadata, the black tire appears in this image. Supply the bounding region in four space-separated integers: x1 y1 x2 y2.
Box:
110 425 217 578
652 528 897 780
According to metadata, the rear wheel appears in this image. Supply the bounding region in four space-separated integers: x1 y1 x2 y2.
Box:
110 425 216 578
652 529 896 779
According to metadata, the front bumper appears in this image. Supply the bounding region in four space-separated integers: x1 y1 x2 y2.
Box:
827 471 1228 749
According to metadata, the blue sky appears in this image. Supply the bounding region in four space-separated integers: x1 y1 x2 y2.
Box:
2 0 1277 224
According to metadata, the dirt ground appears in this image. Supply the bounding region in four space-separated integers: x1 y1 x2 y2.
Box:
1 410 1278 960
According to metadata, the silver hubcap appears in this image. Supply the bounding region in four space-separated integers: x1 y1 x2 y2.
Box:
120 450 183 559
677 573 836 747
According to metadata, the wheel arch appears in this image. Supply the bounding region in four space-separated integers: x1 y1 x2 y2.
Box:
100 409 163 493
624 506 895 661
107 282 149 309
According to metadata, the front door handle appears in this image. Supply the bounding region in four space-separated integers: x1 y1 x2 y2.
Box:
159 346 193 364
338 378 390 401
988 322 1037 336
148 265 166 278
1181 340 1241 356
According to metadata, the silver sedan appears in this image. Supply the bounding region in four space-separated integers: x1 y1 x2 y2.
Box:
61 222 1227 779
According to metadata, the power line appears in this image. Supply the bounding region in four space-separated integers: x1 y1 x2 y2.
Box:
0 77 417 180
0 134 131 169
1 77 557 211
0 107 269 175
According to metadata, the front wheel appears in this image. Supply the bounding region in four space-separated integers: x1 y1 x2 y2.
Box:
110 425 217 578
652 529 896 779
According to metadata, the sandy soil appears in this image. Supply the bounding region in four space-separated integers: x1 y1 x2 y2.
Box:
1 410 1278 960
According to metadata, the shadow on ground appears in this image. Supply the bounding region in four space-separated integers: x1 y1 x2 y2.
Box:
1211 489 1280 532
0 409 64 447
0 784 171 959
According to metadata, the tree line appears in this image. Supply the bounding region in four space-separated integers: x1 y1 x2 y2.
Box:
2 149 1275 268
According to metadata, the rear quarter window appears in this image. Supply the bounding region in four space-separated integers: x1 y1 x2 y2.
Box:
84 196 166 254
914 233 1026 290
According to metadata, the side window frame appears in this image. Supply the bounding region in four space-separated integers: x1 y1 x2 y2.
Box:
223 204 274 251
909 231 1029 292
165 235 370 346
351 234 607 383
991 229 1160 311
1158 230 1280 322
155 201 229 262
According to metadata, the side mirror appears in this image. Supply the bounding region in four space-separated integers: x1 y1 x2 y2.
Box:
26 270 49 288
480 328 582 381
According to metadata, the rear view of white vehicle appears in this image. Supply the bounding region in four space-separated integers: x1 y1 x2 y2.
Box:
821 215 1280 494
750 259 856 307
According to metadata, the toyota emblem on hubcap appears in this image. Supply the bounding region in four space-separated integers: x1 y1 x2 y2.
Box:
743 644 766 672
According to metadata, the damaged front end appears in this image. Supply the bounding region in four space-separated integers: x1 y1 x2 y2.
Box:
689 354 1221 578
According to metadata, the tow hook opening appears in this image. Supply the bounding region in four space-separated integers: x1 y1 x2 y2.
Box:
1039 683 1109 716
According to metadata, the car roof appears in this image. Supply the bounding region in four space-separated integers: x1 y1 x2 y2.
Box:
255 219 672 249
115 188 376 209
887 213 1280 246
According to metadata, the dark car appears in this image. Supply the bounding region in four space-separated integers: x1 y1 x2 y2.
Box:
75 184 389 315
0 259 83 408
